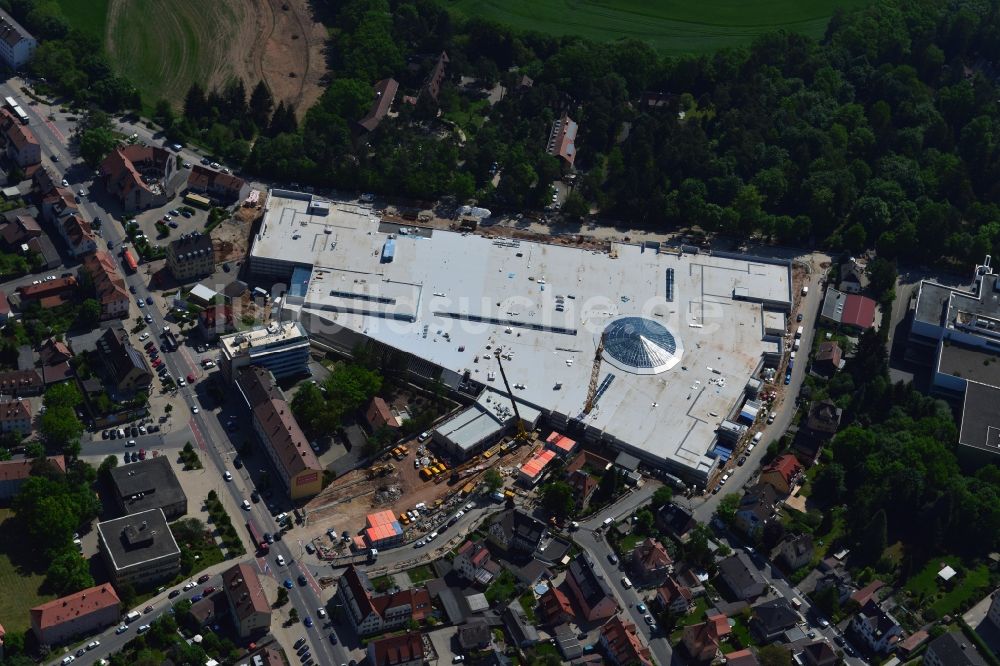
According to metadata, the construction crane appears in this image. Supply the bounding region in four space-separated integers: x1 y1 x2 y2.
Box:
583 332 606 414
493 349 530 443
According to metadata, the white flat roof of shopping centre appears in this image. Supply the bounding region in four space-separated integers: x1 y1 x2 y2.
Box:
258 191 791 478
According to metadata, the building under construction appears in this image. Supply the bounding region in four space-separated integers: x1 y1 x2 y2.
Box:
259 189 793 486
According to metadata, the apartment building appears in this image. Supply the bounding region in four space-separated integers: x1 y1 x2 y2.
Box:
96 508 181 588
0 9 36 69
166 232 213 282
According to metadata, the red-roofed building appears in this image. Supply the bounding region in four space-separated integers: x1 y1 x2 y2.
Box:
656 576 694 615
221 562 270 638
600 615 653 666
367 631 424 666
82 250 129 319
198 304 236 340
0 368 42 396
727 648 761 666
18 276 77 305
545 431 579 457
58 213 97 257
337 565 431 636
187 165 250 204
30 584 120 645
454 540 496 586
631 537 673 583
841 294 877 330
366 396 400 429
0 455 64 500
0 108 39 168
850 580 884 608
567 469 599 511
539 585 575 624
682 614 731 662
760 454 803 495
422 51 449 102
547 113 578 166
518 448 556 487
99 145 176 212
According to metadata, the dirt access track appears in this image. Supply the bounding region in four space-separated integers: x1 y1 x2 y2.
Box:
106 0 327 116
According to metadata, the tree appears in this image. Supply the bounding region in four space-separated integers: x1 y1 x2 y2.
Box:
288 608 299 623
716 493 741 525
594 467 621 504
79 299 101 327
275 587 289 607
812 463 847 504
634 508 655 535
46 545 95 595
562 192 589 219
484 468 503 492
39 406 83 451
651 486 674 508
540 481 575 520
758 644 793 666
249 80 274 129
859 509 887 564
78 126 118 167
98 454 118 480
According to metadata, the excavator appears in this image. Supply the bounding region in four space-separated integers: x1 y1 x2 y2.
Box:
493 349 530 444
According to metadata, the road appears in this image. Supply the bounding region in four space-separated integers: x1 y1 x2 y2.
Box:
691 262 826 523
14 91 349 666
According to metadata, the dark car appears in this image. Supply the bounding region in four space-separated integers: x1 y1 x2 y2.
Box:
191 594 203 602
737 455 747 466
102 430 109 439
146 296 153 305
107 240 114 250
250 489 260 502
283 578 294 589
168 589 180 598
129 284 137 294
197 574 210 584
168 221 178 228
130 451 138 463
138 448 146 460
796 313 804 322
607 553 619 565
303 616 313 628
223 262 231 272
234 457 243 469
264 532 273 544
329 633 338 645
298 574 307 586
130 426 139 437
123 452 130 464
203 586 216 594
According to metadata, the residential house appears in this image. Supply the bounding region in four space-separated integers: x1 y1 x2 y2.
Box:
657 502 698 541
39 338 71 366
222 563 270 638
187 165 249 204
631 537 672 583
547 112 578 167
487 509 546 555
717 552 766 601
682 614 730 663
421 51 449 102
454 540 497 586
96 508 181 588
58 213 97 257
358 78 398 132
735 484 779 536
99 145 176 212
236 366 322 500
821 289 878 332
0 455 64 500
839 259 869 294
0 9 36 69
749 598 799 642
0 368 42 395
850 599 903 654
813 342 843 377
566 553 619 622
367 631 424 666
82 250 130 320
850 580 884 608
502 599 539 647
0 108 40 168
539 586 575 625
0 208 40 246
198 304 236 341
924 630 989 666
335 565 431 637
567 469 598 511
600 615 652 666
30 584 120 646
655 576 694 615
799 641 839 666
760 454 803 495
457 619 492 651
166 232 214 282
896 630 930 660
0 397 30 435
18 276 77 308
807 399 842 437
726 648 761 666
366 396 400 429
778 533 814 571
96 326 152 396
814 570 855 605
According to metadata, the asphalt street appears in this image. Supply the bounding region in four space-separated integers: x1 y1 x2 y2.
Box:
12 88 350 666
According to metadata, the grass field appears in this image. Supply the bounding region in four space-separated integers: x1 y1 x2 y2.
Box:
905 556 991 619
54 0 109 42
439 0 870 54
0 508 56 632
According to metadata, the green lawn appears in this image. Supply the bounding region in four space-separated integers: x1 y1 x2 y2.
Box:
437 0 871 55
486 569 517 605
518 592 537 622
905 557 991 618
54 0 109 42
0 509 56 632
406 563 435 585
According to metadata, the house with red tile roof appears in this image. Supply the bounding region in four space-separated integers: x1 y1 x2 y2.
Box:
682 614 731 662
99 145 176 212
222 562 270 638
366 396 400 429
539 586 575 624
850 580 884 607
0 368 42 396
18 276 77 306
0 397 31 436
547 113 578 166
454 540 497 586
58 213 97 257
760 453 803 495
0 455 63 500
366 631 424 666
600 615 652 666
656 576 694 615
30 584 120 645
566 553 619 622
631 537 673 583
0 108 39 168
336 565 431 636
82 250 129 319
187 165 249 204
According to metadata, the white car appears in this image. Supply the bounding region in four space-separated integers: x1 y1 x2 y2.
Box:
61 656 75 665
242 499 251 510
45 275 56 281
86 641 100 650
61 178 69 186
202 359 215 368
223 471 232 481
465 502 474 511
183 581 196 590
31 279 40 285
136 624 150 634
191 406 199 414
317 607 327 618
178 378 186 386
115 625 128 634
139 332 150 341
276 554 286 566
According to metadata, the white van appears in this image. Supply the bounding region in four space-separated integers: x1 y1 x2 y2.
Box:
801 286 809 296
124 610 141 623
621 577 632 589
753 432 763 444
795 325 804 338
720 473 730 485
602 517 614 528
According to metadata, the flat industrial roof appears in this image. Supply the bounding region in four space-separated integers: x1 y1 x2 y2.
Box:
259 191 791 479
937 343 1000 388
97 508 180 572
960 381 1000 455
